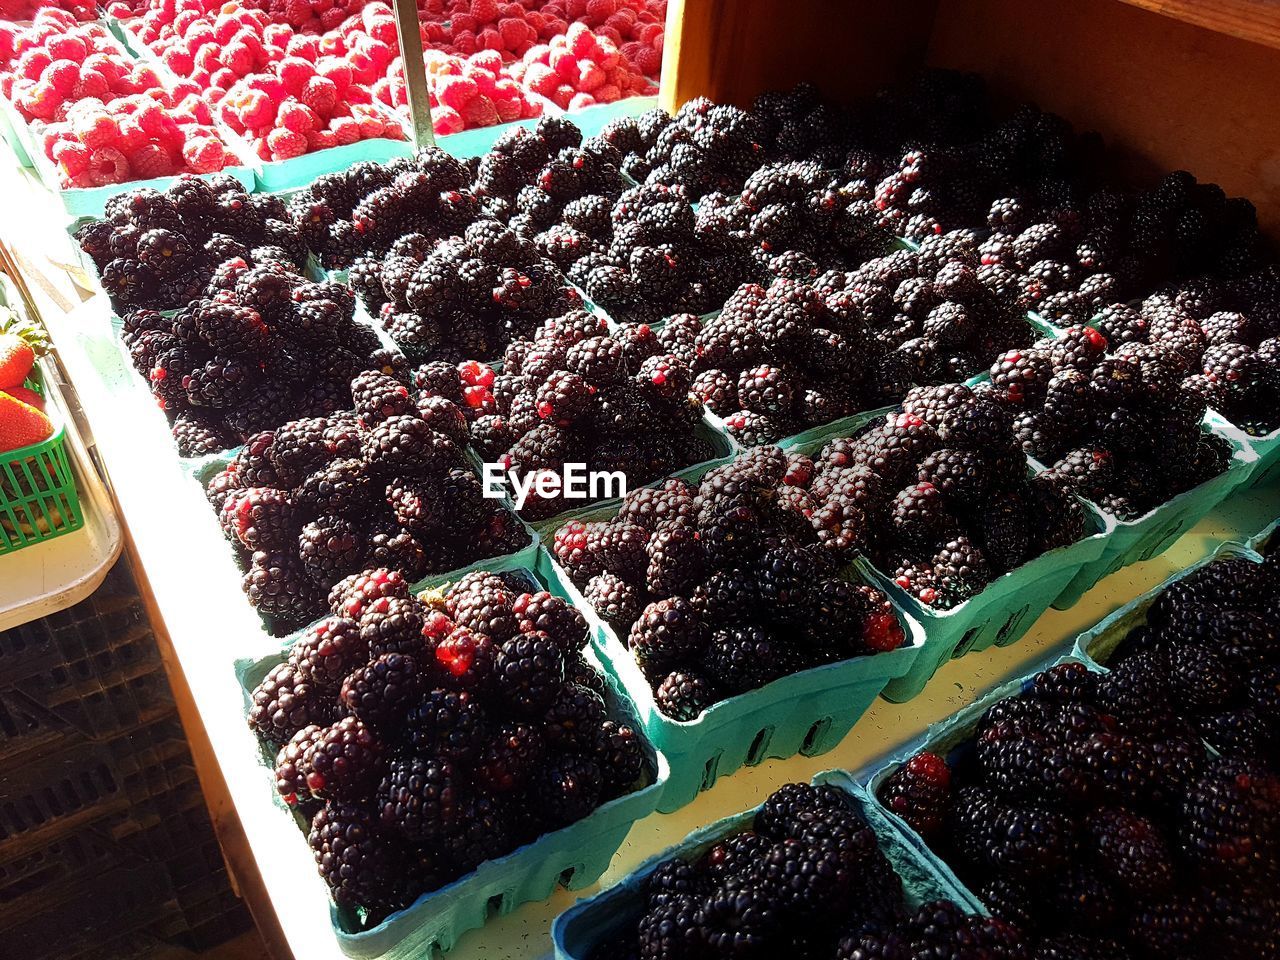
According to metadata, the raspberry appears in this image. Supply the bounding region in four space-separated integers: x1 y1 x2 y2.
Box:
267 128 308 160
183 136 227 173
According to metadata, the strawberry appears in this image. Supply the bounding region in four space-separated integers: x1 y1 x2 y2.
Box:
4 385 44 411
0 391 53 452
0 308 49 390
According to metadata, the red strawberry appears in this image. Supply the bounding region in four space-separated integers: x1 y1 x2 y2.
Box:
0 391 53 452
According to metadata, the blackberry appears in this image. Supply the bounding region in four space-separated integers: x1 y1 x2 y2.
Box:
736 365 795 416
339 652 422 733
1047 448 1114 499
447 582 518 643
328 568 411 618
700 625 789 695
274 724 325 813
433 627 497 694
616 478 695 530
474 722 546 793
304 716 384 801
172 413 236 456
309 801 412 916
494 632 564 715
298 516 363 587
290 616 368 685
512 591 588 654
645 522 706 599
593 720 646 798
1125 893 1207 958
248 661 337 745
878 751 951 839
1090 357 1144 406
351 371 412 426
629 598 707 683
359 596 427 660
375 754 464 844
583 572 642 631
1089 807 1176 898
724 411 789 446
362 416 461 477
531 753 604 827
654 670 717 720
243 551 324 632
1204 342 1267 395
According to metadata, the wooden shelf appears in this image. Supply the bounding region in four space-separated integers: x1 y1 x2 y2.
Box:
1113 0 1280 50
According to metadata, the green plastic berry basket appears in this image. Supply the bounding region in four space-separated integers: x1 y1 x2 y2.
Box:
232 565 669 960
192 452 543 642
0 369 84 554
781 422 1114 703
552 770 976 960
1070 539 1263 671
536 514 926 814
1046 413 1258 611
864 652 1096 914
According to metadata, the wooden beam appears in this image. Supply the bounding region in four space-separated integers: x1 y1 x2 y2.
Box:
1113 0 1280 51
392 0 435 149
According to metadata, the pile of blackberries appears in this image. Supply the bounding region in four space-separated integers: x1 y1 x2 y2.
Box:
825 382 1089 610
695 159 894 277
248 568 651 924
205 374 528 633
879 660 1280 960
471 115 625 229
1114 267 1280 436
348 218 580 364
590 100 768 200
75 174 307 313
535 181 754 324
1095 552 1280 769
985 170 1268 327
120 260 391 457
552 447 907 720
591 781 1029 960
992 328 1234 519
453 309 716 521
288 149 482 269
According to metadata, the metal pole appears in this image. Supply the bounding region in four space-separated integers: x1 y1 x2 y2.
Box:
391 0 436 149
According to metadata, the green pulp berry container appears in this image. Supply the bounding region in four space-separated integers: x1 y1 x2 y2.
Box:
783 419 1113 704
536 521 926 814
234 566 669 960
552 770 975 960
1071 539 1263 670
865 654 1096 912
1048 414 1258 611
1240 426 1280 488
0 371 83 554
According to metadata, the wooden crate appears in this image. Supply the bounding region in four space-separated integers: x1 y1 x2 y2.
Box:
661 0 1280 234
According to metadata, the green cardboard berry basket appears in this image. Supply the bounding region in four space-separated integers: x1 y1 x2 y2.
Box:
1245 517 1278 556
233 565 669 960
0 367 84 553
191 452 542 642
783 422 1114 703
536 500 926 813
1240 425 1280 489
552 770 976 960
1070 538 1263 670
1046 413 1258 611
865 652 1098 913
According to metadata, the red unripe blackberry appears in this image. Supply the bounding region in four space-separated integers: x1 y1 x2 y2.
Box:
878 751 951 839
434 627 497 693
